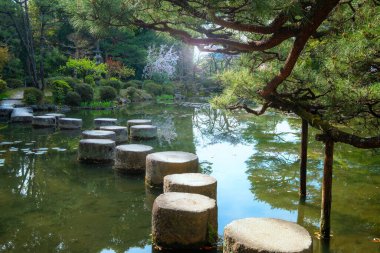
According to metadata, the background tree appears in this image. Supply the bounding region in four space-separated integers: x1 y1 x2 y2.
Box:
143 44 179 82
0 47 10 73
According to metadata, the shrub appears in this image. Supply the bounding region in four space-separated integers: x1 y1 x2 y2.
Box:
23 87 43 105
84 75 95 86
143 80 162 96
46 76 80 89
65 91 81 106
99 78 123 90
75 83 94 102
124 79 142 89
0 79 7 92
162 83 175 95
6 78 23 88
123 87 153 102
51 80 72 104
99 86 117 101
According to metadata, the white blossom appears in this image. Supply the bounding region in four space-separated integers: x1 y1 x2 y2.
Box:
143 45 179 80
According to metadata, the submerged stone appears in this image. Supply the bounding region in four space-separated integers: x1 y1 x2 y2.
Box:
11 108 33 122
94 118 117 129
224 218 312 253
58 118 83 130
78 139 115 164
45 113 65 120
129 125 157 140
127 119 152 131
82 130 116 141
0 142 14 146
152 192 217 249
146 151 199 187
164 173 217 199
100 126 128 143
32 116 56 128
114 144 153 174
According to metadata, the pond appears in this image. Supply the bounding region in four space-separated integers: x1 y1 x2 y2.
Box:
0 103 379 253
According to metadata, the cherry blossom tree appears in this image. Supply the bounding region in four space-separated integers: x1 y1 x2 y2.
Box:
143 45 179 81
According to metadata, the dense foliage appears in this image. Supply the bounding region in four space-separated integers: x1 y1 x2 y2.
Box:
75 83 94 102
65 91 82 106
99 86 117 101
23 87 43 105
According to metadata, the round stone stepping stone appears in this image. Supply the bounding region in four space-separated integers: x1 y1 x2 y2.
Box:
32 116 56 127
58 118 82 129
82 130 116 141
146 151 198 186
100 126 128 143
94 118 117 129
127 119 152 130
78 139 115 163
164 173 217 199
152 192 217 249
114 144 153 174
224 218 312 253
11 108 33 122
45 113 65 120
129 125 157 140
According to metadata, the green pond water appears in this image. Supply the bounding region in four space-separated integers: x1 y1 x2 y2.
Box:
0 103 379 253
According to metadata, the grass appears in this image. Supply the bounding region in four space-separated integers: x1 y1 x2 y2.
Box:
0 93 8 99
156 94 174 103
0 88 23 99
80 101 114 108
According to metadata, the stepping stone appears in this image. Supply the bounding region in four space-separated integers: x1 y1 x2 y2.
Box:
0 106 14 120
164 173 217 199
127 119 152 131
146 151 198 186
11 108 33 122
224 218 312 253
82 130 116 141
129 125 157 140
152 192 217 249
58 118 82 129
94 118 117 129
100 126 128 143
78 139 115 164
114 144 153 174
45 113 65 120
32 116 56 128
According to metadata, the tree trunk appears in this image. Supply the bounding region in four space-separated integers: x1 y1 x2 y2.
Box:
39 13 46 90
299 119 308 198
320 138 334 239
22 0 40 89
297 198 305 226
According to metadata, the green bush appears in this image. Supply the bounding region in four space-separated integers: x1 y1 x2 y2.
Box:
99 86 117 101
65 91 81 106
123 87 153 102
0 79 7 92
99 78 123 90
6 78 23 88
162 83 175 95
46 76 80 89
23 87 43 105
84 75 95 86
143 80 162 96
124 79 142 89
75 83 94 102
51 80 72 104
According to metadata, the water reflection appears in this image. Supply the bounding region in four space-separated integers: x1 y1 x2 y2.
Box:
0 104 379 253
